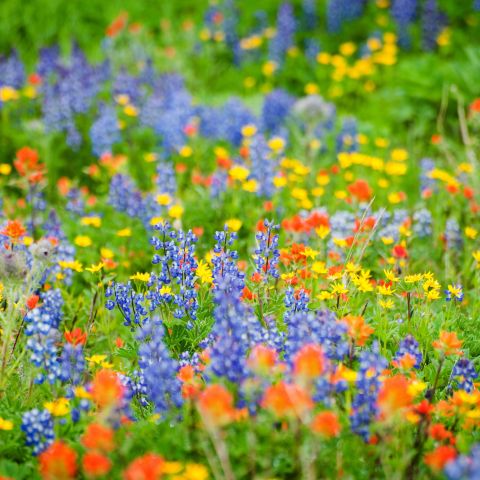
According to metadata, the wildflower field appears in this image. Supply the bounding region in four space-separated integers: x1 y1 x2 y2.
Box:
1 0 480 478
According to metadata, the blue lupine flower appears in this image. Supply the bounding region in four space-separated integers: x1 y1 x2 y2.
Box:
150 223 198 325
284 287 310 327
444 218 463 251
249 134 277 198
327 0 366 33
21 409 55 455
222 0 241 64
302 0 317 30
40 45 109 149
421 0 446 51
90 104 120 157
391 0 418 48
413 208 433 238
450 358 478 392
108 174 145 219
24 289 64 384
137 320 183 415
304 39 321 63
156 160 177 198
262 89 295 133
269 3 296 65
254 220 280 280
394 335 423 368
444 444 480 479
113 69 143 104
221 99 257 147
336 117 358 153
350 344 387 441
37 46 60 79
59 343 85 385
0 50 25 88
105 281 149 328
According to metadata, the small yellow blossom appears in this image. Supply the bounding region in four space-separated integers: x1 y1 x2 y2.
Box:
160 285 173 296
331 282 348 295
377 285 395 295
241 124 257 137
179 146 193 157
124 104 138 117
117 228 132 237
465 227 477 239
0 418 13 430
86 262 104 273
268 136 285 153
44 398 70 417
0 164 12 175
156 193 172 206
379 299 394 309
229 165 250 182
74 235 92 247
101 248 114 259
196 260 213 284
130 272 151 282
59 260 84 272
169 205 184 219
81 216 102 227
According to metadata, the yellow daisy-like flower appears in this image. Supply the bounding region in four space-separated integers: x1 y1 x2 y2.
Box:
85 354 108 365
160 285 173 296
242 179 258 192
169 205 185 219
268 136 285 153
331 282 348 295
229 165 250 182
0 164 12 175
86 262 104 273
0 86 19 102
144 152 157 163
150 216 165 226
302 247 319 259
130 272 151 282
404 274 423 283
426 289 441 301
311 261 327 275
465 227 478 239
58 260 84 272
156 193 172 206
0 417 13 430
241 124 257 138
80 216 102 227
196 260 213 284
44 398 70 417
117 228 132 237
273 176 287 188
74 235 92 247
179 145 193 158
473 250 480 267
73 386 92 400
315 225 330 239
162 462 183 475
184 463 209 480
101 248 114 259
377 285 395 295
379 299 394 309
124 104 138 117
317 291 334 301
384 269 400 283
225 219 242 232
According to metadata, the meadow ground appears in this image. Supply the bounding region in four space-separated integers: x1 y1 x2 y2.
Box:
1 1 480 478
